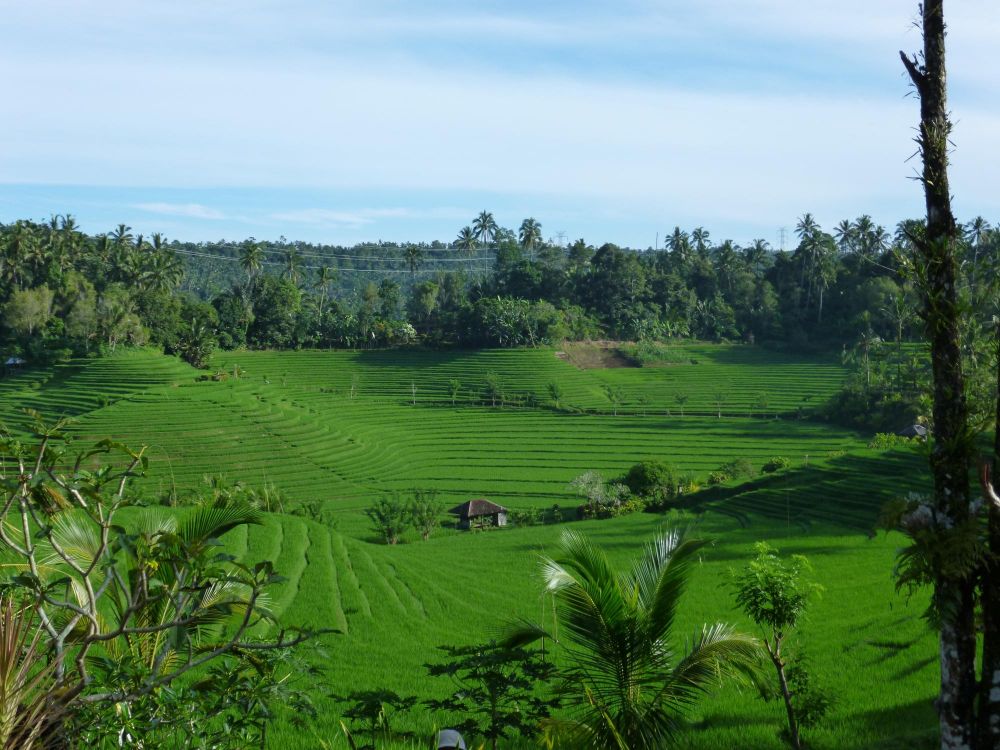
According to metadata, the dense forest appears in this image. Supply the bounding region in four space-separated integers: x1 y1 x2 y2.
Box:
2 211 997 427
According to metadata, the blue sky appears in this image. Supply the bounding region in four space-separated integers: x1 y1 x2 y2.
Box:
1 0 997 248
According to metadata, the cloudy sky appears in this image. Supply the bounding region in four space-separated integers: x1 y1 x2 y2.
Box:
1 0 997 248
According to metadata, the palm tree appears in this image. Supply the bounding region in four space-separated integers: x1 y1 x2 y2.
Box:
834 219 855 254
239 241 265 289
314 265 338 317
743 239 770 276
794 213 818 242
507 529 760 748
667 227 691 265
455 226 478 255
714 240 743 292
964 216 990 289
473 211 498 247
140 251 184 293
853 214 876 256
283 249 303 285
692 226 711 254
518 217 542 259
403 245 424 279
111 223 134 248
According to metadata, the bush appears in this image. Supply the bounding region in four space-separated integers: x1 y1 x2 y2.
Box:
624 460 677 501
707 470 730 486
720 457 754 479
508 508 541 527
607 497 645 517
761 457 792 474
365 495 410 544
867 433 917 450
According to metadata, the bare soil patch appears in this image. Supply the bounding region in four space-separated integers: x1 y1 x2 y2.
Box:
556 341 638 369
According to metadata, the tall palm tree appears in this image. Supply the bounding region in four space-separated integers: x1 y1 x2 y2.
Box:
853 214 876 256
518 217 542 259
508 529 760 749
743 238 770 276
283 249 303 285
795 213 818 242
111 223 133 248
239 241 265 289
313 265 338 317
473 211 498 247
667 227 691 265
714 240 743 292
455 226 478 255
834 219 855 254
964 216 990 289
692 226 711 254
140 251 183 293
403 245 424 280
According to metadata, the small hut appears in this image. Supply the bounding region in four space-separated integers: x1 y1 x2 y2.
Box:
896 424 928 440
2 356 26 377
448 498 508 530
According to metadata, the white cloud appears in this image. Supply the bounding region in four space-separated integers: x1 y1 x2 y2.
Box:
270 207 467 227
134 202 226 220
1 1 997 238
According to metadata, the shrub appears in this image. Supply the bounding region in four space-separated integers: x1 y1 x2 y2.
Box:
761 457 792 474
509 508 541 527
408 489 441 541
624 460 677 501
720 457 754 479
607 497 645 517
365 494 410 544
867 432 917 450
708 470 730 486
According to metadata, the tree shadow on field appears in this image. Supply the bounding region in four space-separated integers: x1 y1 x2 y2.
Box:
354 347 556 375
851 699 937 750
684 448 930 532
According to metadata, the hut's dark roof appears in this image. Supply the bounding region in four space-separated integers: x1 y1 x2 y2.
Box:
896 424 928 438
448 498 507 518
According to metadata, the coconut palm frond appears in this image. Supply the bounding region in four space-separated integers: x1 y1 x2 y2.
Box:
179 505 261 548
540 528 763 748
641 535 710 643
658 623 763 712
132 509 177 539
47 513 101 571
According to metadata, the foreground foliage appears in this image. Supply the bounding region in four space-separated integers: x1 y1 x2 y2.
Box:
509 529 762 749
0 414 315 746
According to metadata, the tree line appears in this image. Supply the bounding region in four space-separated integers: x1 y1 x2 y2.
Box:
2 209 998 369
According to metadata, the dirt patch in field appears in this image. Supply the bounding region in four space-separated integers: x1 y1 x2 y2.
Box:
556 341 638 369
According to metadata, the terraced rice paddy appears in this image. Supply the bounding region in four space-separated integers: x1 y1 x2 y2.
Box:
0 346 940 748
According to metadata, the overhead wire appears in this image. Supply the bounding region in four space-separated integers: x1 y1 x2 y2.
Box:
171 247 493 274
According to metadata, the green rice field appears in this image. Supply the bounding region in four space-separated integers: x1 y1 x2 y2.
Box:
0 345 939 748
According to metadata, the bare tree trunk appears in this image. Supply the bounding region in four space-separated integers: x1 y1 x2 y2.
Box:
900 3 977 748
768 636 802 750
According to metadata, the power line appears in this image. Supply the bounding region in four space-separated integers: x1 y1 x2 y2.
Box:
190 244 495 263
171 248 492 274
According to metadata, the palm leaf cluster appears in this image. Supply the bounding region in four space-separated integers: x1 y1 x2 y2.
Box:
510 529 760 749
